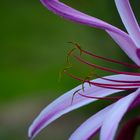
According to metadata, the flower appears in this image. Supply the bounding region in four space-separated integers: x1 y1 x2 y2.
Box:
28 0 140 140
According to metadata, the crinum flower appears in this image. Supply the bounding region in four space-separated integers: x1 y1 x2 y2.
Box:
28 0 140 140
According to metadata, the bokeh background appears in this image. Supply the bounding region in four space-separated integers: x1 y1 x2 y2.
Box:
1 0 140 140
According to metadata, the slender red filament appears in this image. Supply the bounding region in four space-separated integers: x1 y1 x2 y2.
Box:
64 70 138 90
65 46 140 101
72 43 140 68
94 74 140 83
78 93 122 100
81 49 140 69
74 55 140 76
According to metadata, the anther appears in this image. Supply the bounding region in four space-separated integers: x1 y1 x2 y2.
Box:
68 42 83 55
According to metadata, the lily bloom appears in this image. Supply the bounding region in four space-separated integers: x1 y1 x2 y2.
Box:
28 0 140 140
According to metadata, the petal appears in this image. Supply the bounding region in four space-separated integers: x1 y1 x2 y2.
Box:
115 0 140 48
70 91 140 140
100 88 140 140
28 74 140 139
40 0 123 34
40 0 140 65
107 30 140 66
69 105 112 140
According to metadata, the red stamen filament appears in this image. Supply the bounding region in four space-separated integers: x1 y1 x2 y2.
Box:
94 74 140 83
74 55 140 76
81 49 140 69
64 70 138 90
78 93 122 100
66 46 140 101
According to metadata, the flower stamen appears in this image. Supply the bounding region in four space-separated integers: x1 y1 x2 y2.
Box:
70 43 140 69
64 45 140 103
74 55 140 76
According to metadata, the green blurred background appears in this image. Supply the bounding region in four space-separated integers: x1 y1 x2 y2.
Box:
0 0 140 140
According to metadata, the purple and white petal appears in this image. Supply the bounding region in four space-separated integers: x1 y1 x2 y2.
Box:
28 74 140 139
107 31 140 66
100 88 140 140
70 91 140 140
40 0 140 65
69 105 112 140
115 0 140 48
40 0 124 35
